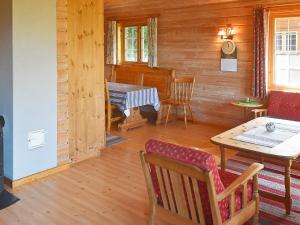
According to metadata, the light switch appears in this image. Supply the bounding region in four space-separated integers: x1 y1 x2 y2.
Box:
28 130 46 150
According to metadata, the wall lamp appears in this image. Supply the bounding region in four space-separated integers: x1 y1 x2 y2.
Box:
218 25 236 40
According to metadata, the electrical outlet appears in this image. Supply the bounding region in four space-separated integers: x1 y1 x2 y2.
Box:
28 130 46 150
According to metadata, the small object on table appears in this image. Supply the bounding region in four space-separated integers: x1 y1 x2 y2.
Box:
231 99 263 121
266 122 276 133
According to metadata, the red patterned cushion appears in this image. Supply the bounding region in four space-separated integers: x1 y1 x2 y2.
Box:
145 139 253 224
219 170 253 211
268 91 300 122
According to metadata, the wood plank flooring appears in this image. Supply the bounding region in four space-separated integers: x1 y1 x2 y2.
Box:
0 122 236 225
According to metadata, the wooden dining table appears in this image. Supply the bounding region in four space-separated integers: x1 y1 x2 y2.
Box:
211 117 300 215
108 82 160 131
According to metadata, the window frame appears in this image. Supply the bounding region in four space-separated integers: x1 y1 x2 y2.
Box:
118 20 148 65
269 12 300 91
275 31 298 54
288 31 298 53
123 26 139 63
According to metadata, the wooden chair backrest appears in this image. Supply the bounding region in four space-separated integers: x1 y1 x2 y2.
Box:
112 65 175 101
171 76 195 102
140 151 220 225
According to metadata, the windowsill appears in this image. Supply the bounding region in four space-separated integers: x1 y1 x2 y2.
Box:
121 62 149 66
269 86 300 93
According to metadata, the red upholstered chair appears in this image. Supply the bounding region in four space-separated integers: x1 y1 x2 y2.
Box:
140 139 263 225
253 90 300 121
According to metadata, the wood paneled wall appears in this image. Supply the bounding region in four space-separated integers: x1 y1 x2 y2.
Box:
57 0 70 165
104 0 299 127
57 0 105 164
68 0 105 161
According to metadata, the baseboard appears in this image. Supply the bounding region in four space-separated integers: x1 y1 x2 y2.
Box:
190 119 232 130
4 163 71 189
161 115 232 130
4 148 102 189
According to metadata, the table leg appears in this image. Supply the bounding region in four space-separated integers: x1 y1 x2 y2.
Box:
285 160 292 215
220 146 226 171
118 107 147 132
243 107 251 121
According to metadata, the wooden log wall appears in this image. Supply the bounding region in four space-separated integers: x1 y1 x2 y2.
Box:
56 0 105 164
104 0 299 127
57 0 70 165
68 0 105 161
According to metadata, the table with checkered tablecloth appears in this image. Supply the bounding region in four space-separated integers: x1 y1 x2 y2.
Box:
108 82 160 116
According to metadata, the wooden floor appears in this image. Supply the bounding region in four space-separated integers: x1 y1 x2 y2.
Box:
0 121 236 225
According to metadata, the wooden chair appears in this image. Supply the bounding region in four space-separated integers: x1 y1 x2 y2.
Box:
165 76 195 128
252 109 268 118
105 79 122 132
140 139 264 225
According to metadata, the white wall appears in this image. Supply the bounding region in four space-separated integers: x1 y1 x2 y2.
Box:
12 0 57 180
0 0 13 179
0 0 57 180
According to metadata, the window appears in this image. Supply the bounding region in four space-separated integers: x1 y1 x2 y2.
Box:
270 15 300 89
122 25 148 63
275 32 297 54
124 26 138 62
141 26 149 63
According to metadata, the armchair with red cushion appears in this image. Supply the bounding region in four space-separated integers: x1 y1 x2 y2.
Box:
253 90 300 121
140 139 263 225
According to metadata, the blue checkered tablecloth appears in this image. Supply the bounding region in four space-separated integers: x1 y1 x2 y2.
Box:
108 82 160 116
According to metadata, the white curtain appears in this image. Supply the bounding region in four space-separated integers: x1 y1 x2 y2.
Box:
147 17 158 68
106 21 117 65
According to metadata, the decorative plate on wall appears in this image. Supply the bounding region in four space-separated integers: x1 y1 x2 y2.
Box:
221 39 237 59
220 39 238 72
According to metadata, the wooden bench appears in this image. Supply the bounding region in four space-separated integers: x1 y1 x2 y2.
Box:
111 65 175 125
111 66 144 85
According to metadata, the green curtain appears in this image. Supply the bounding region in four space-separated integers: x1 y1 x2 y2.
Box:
147 17 158 68
106 21 117 65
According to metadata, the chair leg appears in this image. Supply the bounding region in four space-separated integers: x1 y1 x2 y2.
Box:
107 111 111 133
253 216 259 225
148 205 156 225
165 104 172 128
253 174 259 225
183 105 187 129
188 104 194 122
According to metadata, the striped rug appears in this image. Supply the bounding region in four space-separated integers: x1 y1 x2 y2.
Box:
106 135 127 147
226 154 300 225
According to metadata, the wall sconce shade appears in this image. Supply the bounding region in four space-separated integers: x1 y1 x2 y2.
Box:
217 29 226 37
218 25 236 40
